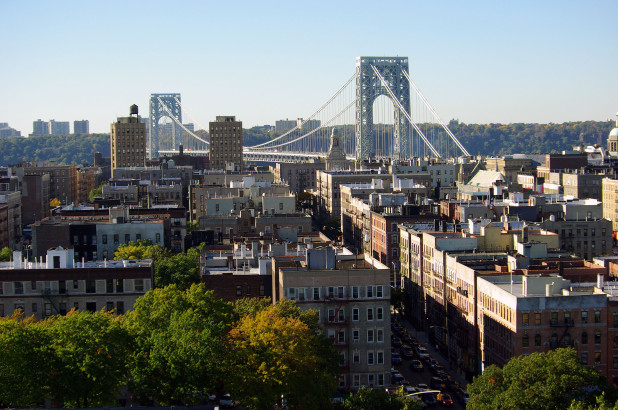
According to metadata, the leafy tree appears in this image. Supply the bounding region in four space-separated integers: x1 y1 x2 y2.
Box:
124 284 233 405
44 309 133 407
467 348 608 410
569 392 618 409
0 246 12 261
154 245 202 289
114 239 171 262
88 182 106 203
342 386 422 410
226 301 339 409
50 197 61 207
0 312 52 407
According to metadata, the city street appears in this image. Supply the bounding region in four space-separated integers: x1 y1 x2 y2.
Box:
391 314 468 409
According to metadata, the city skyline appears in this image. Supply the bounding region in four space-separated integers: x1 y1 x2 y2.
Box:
1 0 617 136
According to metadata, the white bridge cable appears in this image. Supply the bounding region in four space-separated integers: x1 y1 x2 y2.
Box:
173 97 210 141
401 69 470 156
156 97 210 146
248 98 357 151
246 72 357 149
370 65 441 158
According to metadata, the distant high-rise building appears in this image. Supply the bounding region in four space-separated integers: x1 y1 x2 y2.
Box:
73 120 90 134
110 105 146 177
48 120 70 135
32 119 49 136
0 123 21 138
209 116 243 171
275 119 297 134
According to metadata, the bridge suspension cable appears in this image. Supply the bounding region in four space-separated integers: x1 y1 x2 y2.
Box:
173 97 210 145
370 65 441 158
156 97 210 146
401 69 470 156
246 72 357 149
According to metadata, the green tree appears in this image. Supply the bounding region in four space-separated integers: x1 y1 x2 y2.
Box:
154 246 201 289
124 284 233 405
114 239 171 262
226 302 339 409
342 386 422 410
467 348 608 410
88 182 107 203
44 309 133 407
0 312 52 407
569 392 618 409
0 246 12 261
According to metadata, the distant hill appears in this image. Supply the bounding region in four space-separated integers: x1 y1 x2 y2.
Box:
0 120 613 166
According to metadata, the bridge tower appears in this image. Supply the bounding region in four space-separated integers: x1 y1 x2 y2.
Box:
355 56 411 161
149 93 182 158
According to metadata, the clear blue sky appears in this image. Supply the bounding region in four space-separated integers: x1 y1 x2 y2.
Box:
1 0 617 135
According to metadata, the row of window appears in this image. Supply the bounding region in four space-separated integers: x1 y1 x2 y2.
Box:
350 373 386 388
522 310 603 326
1 279 145 295
522 331 602 348
0 301 125 317
102 233 160 245
286 285 385 301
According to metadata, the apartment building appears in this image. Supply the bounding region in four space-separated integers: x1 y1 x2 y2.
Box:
274 247 391 390
0 247 153 320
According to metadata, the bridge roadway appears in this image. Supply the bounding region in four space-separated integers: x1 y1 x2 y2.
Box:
158 149 356 163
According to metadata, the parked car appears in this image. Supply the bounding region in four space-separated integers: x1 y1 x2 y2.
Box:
403 386 418 394
416 346 430 361
392 352 403 365
401 346 413 359
430 376 446 390
422 393 438 407
416 383 429 391
392 336 402 347
219 394 234 408
392 372 405 384
438 392 454 406
410 359 424 371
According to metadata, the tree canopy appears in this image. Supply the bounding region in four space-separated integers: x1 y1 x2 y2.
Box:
467 348 610 410
342 386 422 410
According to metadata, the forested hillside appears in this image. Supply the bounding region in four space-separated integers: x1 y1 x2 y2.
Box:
0 134 110 166
0 120 613 166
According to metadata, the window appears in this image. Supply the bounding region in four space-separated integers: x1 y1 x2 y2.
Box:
73 280 78 289
298 288 306 301
522 335 529 347
614 313 618 328
337 286 344 299
551 311 558 326
367 308 374 321
0 304 3 316
102 234 107 244
595 352 602 365
116 301 124 314
353 351 360 364
523 312 529 326
44 303 52 317
582 311 588 323
32 303 37 313
135 279 144 292
377 374 384 386
125 234 130 243
352 308 359 321
113 234 119 244
367 351 374 365
14 282 23 295
376 286 383 298
337 330 345 344
353 374 360 387
353 329 360 343
73 302 79 310
367 286 374 298
376 307 384 321
106 279 114 293
328 309 335 322
106 301 114 312
116 279 123 293
86 280 96 293
352 286 359 299
564 311 571 324
313 287 320 300
337 309 345 322
582 351 588 364
328 286 335 298
377 351 384 364
582 332 588 344
31 281 37 290
535 333 541 347
535 313 541 325
368 374 375 386
595 332 602 344
595 310 601 324
236 286 242 296
367 329 374 343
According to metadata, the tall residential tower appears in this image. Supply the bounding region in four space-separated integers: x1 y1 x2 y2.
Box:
209 116 243 171
110 105 146 177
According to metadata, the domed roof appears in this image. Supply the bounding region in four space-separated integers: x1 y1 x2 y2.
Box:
611 127 618 139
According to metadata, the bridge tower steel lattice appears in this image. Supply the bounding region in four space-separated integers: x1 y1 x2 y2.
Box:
149 93 182 159
355 56 411 161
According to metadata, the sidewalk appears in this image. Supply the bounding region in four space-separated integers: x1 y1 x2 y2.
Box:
396 313 468 389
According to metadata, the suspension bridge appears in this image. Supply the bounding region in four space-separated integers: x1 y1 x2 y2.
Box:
153 56 470 162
